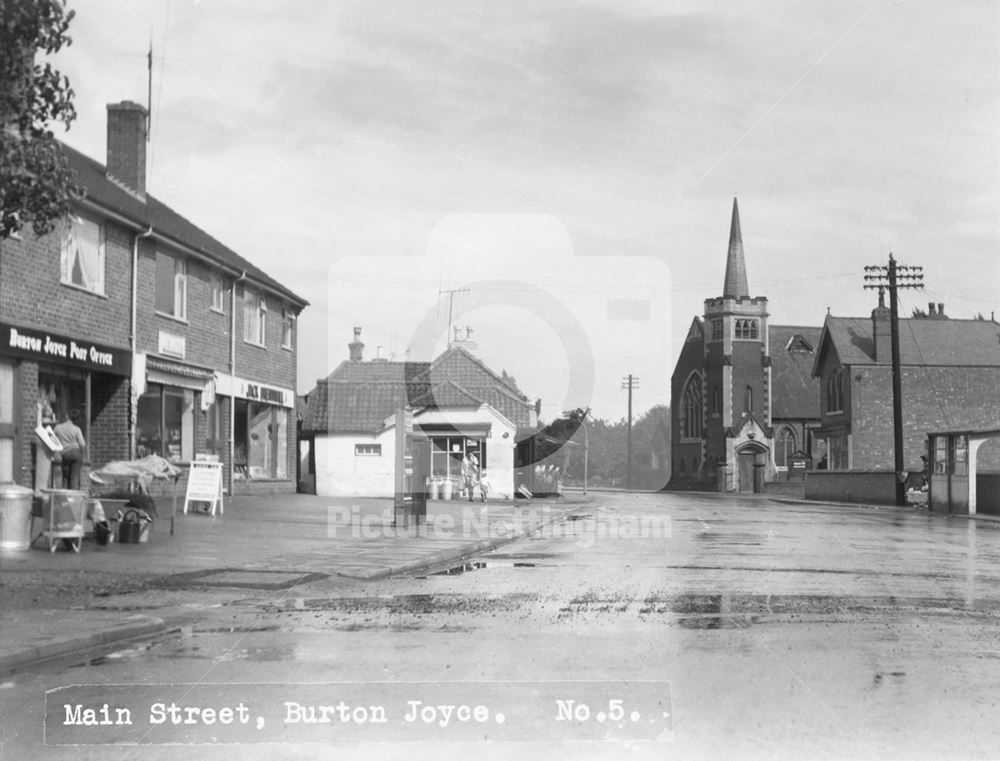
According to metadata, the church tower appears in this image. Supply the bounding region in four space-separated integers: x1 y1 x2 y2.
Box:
701 198 772 492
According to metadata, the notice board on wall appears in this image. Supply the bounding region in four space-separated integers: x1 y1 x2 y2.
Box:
183 461 224 516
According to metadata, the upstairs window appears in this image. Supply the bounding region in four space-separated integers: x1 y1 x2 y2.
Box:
155 251 187 319
281 310 295 349
826 368 844 413
243 288 266 346
60 215 105 295
210 271 225 312
735 319 759 339
710 319 723 341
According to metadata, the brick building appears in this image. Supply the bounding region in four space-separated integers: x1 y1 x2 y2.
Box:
811 298 1000 476
669 199 822 492
0 101 307 495
300 328 537 498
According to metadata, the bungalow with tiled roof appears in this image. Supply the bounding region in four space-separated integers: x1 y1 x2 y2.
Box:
811 300 1000 495
300 328 538 497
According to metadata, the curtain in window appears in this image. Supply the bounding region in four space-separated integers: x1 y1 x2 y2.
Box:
60 217 104 293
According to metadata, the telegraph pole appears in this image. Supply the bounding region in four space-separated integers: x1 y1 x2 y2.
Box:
621 375 639 490
864 254 924 506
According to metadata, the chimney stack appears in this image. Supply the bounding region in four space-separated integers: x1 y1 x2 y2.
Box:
106 101 148 198
872 287 891 362
348 327 365 361
928 302 936 316
937 303 945 318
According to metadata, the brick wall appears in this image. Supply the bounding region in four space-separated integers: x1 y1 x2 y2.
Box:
14 361 38 488
0 216 131 347
850 365 1000 471
804 470 897 505
90 374 129 466
134 243 299 494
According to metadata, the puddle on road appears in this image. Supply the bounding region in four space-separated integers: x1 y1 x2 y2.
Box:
431 560 537 575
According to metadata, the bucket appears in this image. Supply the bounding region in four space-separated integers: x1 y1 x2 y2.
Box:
118 509 142 544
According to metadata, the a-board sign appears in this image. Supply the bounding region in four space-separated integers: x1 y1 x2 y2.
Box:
183 460 224 517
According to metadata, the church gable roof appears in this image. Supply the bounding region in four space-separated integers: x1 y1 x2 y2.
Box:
769 325 822 420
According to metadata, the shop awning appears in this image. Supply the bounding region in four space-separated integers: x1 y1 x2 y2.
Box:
146 356 215 391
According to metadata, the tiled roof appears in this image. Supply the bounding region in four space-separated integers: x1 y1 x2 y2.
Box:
410 380 483 408
816 316 1000 371
769 325 822 419
63 144 307 307
301 349 535 434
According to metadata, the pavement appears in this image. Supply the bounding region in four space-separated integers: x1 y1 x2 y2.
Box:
0 491 589 676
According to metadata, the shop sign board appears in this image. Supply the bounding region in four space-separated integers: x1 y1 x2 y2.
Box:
214 374 293 408
158 330 186 359
1 322 130 376
183 460 224 517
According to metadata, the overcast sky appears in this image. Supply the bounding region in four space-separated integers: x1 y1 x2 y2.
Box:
53 1 999 421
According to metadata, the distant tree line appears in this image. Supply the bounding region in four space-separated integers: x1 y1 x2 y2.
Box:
535 404 670 488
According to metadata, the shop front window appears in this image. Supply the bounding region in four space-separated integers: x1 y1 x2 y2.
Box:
137 384 194 463
205 401 224 455
234 399 288 479
430 436 485 480
37 366 89 465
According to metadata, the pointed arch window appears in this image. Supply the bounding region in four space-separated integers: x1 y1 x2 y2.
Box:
681 375 703 441
744 385 753 416
735 319 759 339
775 427 796 468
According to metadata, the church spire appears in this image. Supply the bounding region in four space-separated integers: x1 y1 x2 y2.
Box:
723 197 749 299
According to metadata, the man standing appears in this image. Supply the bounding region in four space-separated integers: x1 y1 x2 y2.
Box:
53 410 86 489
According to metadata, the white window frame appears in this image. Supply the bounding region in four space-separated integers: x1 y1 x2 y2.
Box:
155 250 187 321
281 310 295 350
210 271 225 313
243 288 267 347
60 214 106 296
355 443 382 456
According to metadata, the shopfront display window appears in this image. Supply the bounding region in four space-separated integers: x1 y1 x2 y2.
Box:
137 384 194 463
37 365 87 428
430 436 485 479
234 399 287 479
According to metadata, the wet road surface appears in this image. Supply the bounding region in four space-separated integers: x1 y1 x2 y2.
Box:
2 492 999 760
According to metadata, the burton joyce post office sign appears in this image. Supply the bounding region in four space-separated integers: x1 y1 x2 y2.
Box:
1 322 130 376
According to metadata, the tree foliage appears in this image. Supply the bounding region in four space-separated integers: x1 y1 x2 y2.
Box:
1 0 80 239
551 404 671 487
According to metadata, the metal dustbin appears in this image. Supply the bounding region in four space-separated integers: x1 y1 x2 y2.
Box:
0 483 34 551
